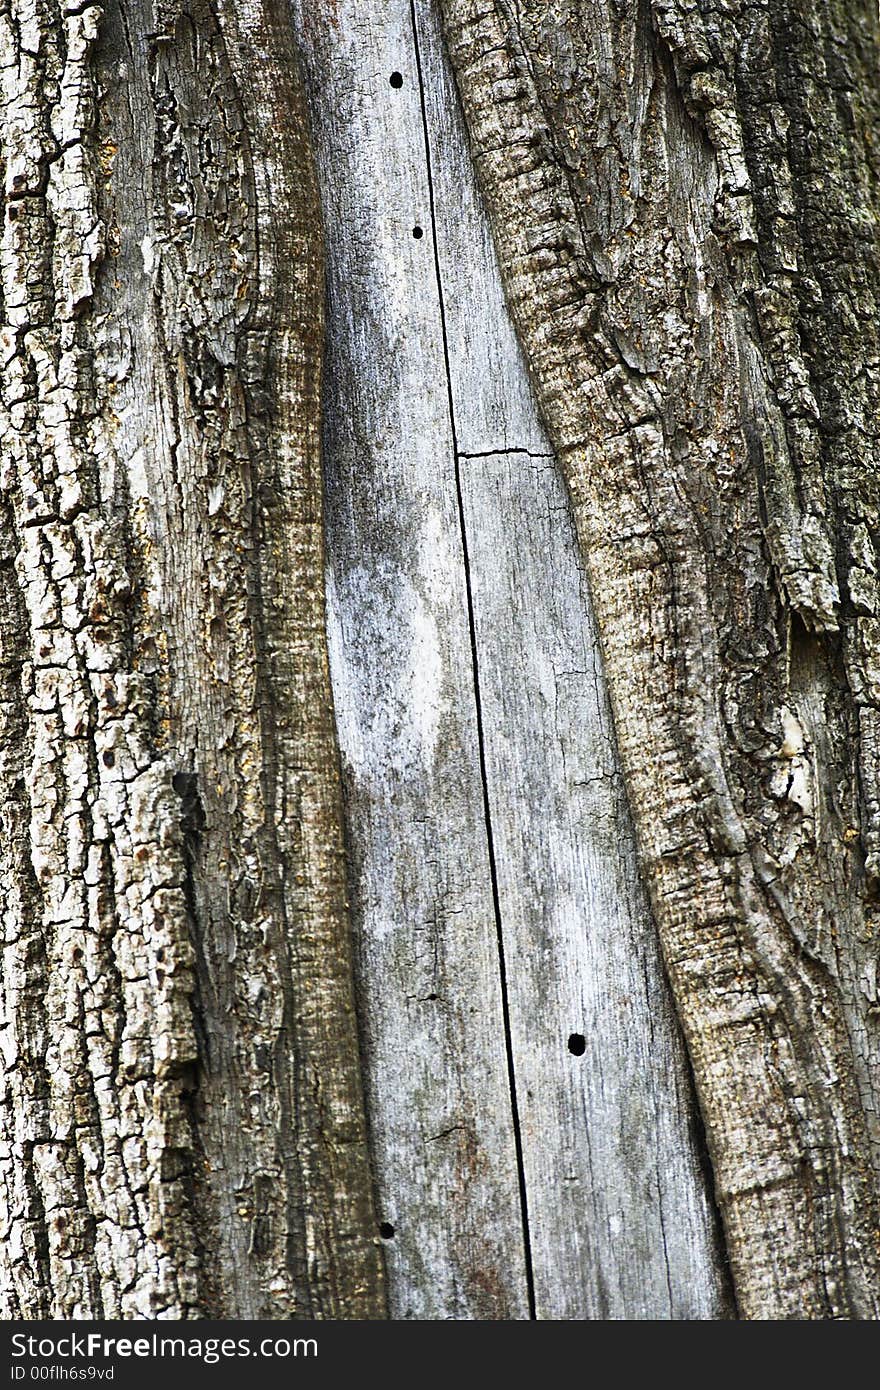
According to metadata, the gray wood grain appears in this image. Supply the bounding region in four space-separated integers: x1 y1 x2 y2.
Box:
294 0 732 1318
459 451 728 1318
439 0 880 1318
291 0 531 1320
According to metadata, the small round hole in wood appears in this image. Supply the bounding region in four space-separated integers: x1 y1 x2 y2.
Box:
412 225 424 239
568 1033 586 1056
389 71 403 88
379 1222 395 1240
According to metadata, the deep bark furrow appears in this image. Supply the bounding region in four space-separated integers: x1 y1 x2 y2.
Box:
440 0 880 1317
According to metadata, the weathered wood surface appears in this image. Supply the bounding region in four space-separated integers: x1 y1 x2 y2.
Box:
10 0 875 1324
440 0 880 1318
0 0 384 1319
291 0 530 1321
294 0 731 1318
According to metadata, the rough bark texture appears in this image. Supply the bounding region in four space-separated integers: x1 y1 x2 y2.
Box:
0 0 385 1318
440 0 880 1318
6 0 880 1324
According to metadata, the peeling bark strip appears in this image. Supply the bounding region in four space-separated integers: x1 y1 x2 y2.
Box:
440 0 880 1317
0 0 385 1317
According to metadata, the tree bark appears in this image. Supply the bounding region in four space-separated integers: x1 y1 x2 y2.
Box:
5 0 880 1324
440 0 880 1318
0 0 385 1318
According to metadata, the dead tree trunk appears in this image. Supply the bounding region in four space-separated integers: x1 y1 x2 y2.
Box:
3 0 880 1324
440 0 880 1319
0 0 385 1318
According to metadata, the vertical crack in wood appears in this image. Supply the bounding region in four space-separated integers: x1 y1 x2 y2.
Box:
438 0 880 1318
409 0 537 1318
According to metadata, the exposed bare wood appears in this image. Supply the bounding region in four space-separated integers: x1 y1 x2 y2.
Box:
295 0 731 1319
440 0 880 1318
